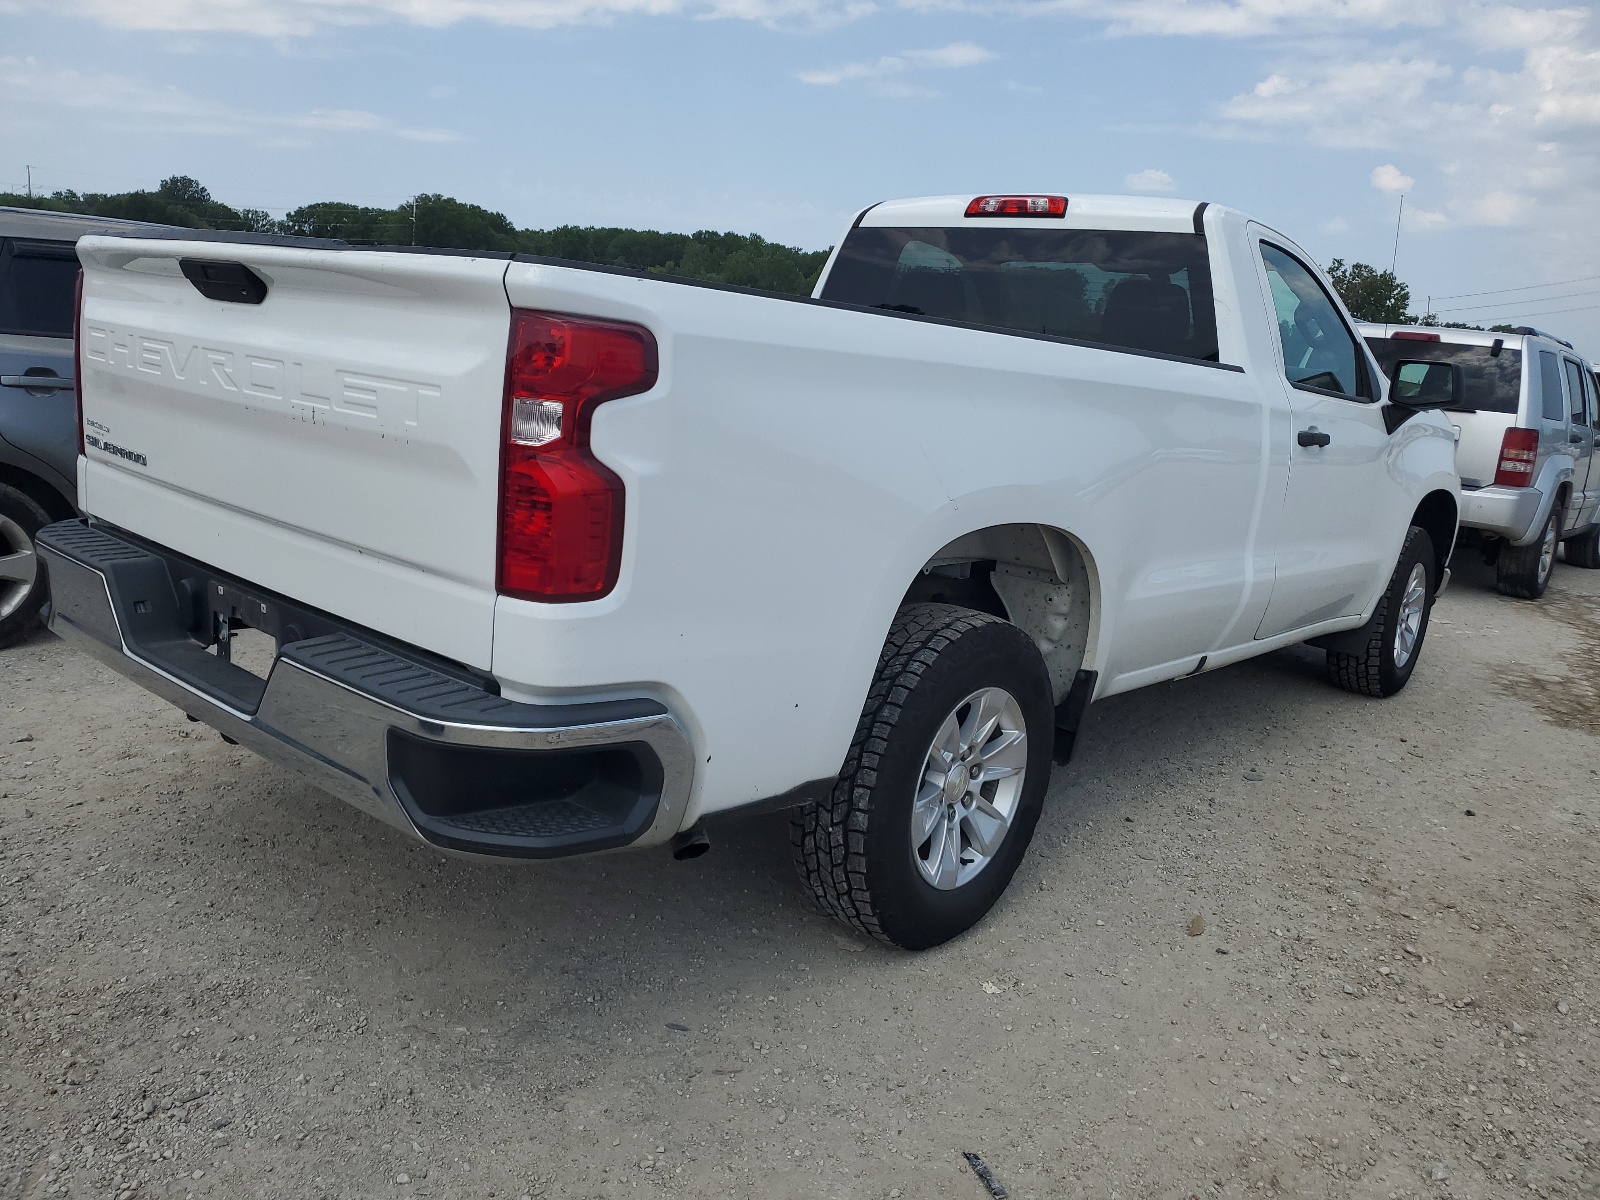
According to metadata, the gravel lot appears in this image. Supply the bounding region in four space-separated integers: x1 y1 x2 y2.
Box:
2 552 1597 1200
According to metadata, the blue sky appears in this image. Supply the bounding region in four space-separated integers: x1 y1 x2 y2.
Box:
3 0 1599 353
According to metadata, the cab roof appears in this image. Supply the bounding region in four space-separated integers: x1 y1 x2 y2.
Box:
1357 321 1582 357
857 194 1209 235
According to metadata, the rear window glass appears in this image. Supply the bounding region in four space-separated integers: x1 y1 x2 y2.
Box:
0 240 79 339
1364 338 1523 414
819 228 1219 363
1538 351 1567 422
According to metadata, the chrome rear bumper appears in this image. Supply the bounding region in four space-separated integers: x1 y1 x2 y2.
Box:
36 520 694 859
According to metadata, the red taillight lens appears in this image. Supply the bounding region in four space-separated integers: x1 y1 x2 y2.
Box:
497 309 658 602
73 268 85 456
1391 330 1441 342
1494 428 1539 487
965 195 1067 218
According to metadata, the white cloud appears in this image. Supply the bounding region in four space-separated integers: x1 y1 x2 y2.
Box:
1403 207 1449 230
799 41 994 95
1057 0 1448 39
0 56 458 143
0 0 1464 37
1321 216 1350 234
1460 190 1534 226
1214 5 1600 234
1370 163 1414 192
1125 168 1176 192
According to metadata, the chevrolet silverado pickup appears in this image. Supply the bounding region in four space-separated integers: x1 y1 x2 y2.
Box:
40 193 1460 949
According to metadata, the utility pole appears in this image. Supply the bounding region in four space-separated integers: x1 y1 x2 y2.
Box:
25 165 32 199
411 198 417 246
1390 194 1405 275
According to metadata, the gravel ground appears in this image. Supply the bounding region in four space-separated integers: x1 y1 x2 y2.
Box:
2 552 1597 1200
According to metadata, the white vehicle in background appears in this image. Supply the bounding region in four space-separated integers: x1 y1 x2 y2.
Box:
43 193 1458 950
1362 323 1600 598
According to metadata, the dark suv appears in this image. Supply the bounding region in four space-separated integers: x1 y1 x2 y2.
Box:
0 207 170 646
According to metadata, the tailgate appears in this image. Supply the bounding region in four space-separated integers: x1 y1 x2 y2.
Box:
75 236 511 670
1453 409 1515 490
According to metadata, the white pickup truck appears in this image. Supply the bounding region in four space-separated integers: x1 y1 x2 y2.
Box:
41 193 1460 949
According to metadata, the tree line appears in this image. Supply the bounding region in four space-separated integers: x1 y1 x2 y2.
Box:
0 176 831 296
3 175 1501 326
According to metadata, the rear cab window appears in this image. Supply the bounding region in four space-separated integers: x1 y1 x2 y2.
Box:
1364 338 1524 414
818 227 1220 363
0 239 81 339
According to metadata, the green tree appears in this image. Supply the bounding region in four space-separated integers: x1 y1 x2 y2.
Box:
1326 259 1411 323
1 175 833 295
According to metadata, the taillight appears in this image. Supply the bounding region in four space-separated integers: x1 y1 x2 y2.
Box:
1494 428 1539 487
1391 330 1441 342
73 268 85 456
497 309 657 602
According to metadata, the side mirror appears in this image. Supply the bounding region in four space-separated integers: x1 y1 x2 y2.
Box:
1389 359 1464 409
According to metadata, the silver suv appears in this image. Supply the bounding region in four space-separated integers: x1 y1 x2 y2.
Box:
1360 322 1599 599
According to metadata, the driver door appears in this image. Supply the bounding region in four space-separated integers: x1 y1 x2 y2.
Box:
1250 237 1409 640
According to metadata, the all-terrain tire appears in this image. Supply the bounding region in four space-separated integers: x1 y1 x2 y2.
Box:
1497 506 1561 598
1562 523 1600 569
790 603 1055 950
1326 525 1435 698
0 483 51 650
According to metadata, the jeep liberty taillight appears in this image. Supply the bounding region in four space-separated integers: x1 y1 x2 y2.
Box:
73 268 85 455
1494 427 1539 487
497 310 658 602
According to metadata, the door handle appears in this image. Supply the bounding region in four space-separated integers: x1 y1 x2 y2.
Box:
0 375 74 391
1297 427 1332 448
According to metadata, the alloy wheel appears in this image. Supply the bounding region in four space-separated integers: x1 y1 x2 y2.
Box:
910 686 1029 890
0 514 38 623
1393 562 1427 669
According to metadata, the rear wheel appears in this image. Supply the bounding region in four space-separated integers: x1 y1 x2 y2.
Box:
1562 523 1600 569
791 603 1055 950
0 483 51 649
1326 525 1435 698
1497 506 1560 598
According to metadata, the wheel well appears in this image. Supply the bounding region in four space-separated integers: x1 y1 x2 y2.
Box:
0 465 74 523
1411 490 1458 584
899 523 1092 705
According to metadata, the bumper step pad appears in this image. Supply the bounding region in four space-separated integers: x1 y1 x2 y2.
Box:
35 519 685 859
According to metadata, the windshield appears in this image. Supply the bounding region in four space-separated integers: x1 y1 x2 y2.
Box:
819 227 1219 363
1364 338 1523 414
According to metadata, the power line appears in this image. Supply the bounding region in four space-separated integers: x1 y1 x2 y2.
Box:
1434 288 1600 315
1431 273 1600 302
1485 301 1600 321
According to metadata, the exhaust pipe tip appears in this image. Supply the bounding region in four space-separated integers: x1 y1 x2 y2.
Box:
670 823 711 861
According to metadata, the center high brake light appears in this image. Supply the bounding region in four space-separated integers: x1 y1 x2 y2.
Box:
1494 428 1539 487
498 310 658 602
965 195 1067 218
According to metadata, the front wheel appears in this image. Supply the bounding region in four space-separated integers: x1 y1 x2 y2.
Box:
1326 525 1435 698
1497 506 1560 598
1563 523 1600 569
791 603 1055 950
